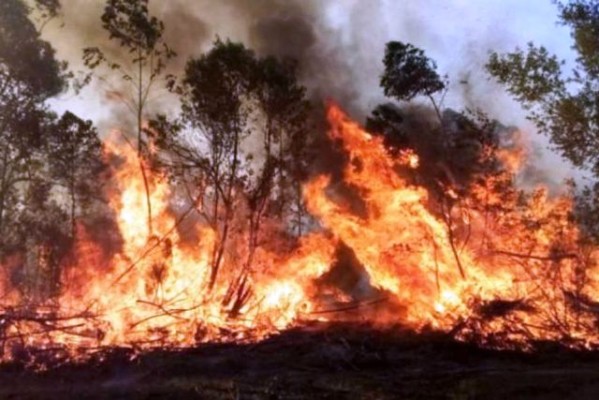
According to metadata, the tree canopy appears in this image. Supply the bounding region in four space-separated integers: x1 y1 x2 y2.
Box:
367 41 501 199
487 1 599 174
381 41 446 103
0 0 106 299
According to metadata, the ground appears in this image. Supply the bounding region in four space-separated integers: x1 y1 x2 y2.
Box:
1 322 599 399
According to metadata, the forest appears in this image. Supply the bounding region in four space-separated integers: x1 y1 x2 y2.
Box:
3 0 599 398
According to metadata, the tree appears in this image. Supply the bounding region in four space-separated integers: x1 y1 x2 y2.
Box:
0 0 92 302
83 0 175 236
487 1 599 173
253 56 311 234
371 41 498 195
179 39 256 291
381 41 446 117
150 39 311 299
47 112 105 239
0 0 67 99
16 180 71 302
486 0 599 238
0 102 52 254
0 0 68 255
369 41 510 279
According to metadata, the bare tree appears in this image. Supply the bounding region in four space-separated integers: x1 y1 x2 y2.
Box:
83 0 175 236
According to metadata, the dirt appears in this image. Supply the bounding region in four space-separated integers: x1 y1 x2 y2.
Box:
1 322 599 399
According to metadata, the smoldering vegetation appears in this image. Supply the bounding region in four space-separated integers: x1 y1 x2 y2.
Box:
3 0 599 370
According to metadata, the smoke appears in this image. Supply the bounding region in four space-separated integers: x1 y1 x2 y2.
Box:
40 0 581 186
42 0 370 122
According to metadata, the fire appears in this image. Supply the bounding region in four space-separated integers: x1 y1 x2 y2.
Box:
2 103 599 361
307 106 598 346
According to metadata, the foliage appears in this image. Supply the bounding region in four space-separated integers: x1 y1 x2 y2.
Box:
0 0 68 255
0 102 53 254
487 1 599 173
254 56 311 223
150 39 311 291
0 0 107 301
83 0 175 78
0 0 68 99
369 43 502 198
381 41 446 102
487 44 565 105
48 112 106 238
486 0 599 241
83 0 175 236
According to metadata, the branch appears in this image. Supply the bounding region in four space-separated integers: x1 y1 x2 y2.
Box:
493 249 577 262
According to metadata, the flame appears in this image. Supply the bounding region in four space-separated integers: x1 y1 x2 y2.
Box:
2 103 599 361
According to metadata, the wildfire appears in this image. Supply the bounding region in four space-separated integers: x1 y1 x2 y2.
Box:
2 103 599 362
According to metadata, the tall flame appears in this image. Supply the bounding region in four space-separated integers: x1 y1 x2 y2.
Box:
1 103 599 360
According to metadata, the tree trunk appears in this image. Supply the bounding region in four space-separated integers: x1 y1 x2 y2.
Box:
209 125 241 290
137 48 153 237
70 174 76 240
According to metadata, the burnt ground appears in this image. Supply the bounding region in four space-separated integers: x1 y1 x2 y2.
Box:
2 322 599 399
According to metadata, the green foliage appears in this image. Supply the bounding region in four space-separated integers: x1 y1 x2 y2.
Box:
182 39 256 139
0 0 68 257
0 0 109 300
381 41 445 102
487 0 599 242
487 44 565 104
254 56 308 132
165 39 310 211
0 104 53 254
253 55 311 228
560 0 599 78
487 1 599 173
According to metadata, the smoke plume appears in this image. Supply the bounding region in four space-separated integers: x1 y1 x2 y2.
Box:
41 0 579 184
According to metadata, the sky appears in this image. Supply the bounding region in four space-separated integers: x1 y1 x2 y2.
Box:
45 0 580 186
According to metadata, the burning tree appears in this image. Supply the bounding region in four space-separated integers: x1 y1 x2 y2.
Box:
47 112 106 240
487 0 599 240
0 0 109 303
149 39 311 298
3 0 599 368
0 0 66 255
83 0 175 237
0 0 116 348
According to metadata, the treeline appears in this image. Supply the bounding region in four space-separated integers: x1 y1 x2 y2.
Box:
0 0 317 300
0 0 106 301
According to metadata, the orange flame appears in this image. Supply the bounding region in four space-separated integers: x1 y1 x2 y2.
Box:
1 104 599 360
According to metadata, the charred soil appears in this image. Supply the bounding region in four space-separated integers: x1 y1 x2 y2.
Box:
2 322 599 399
